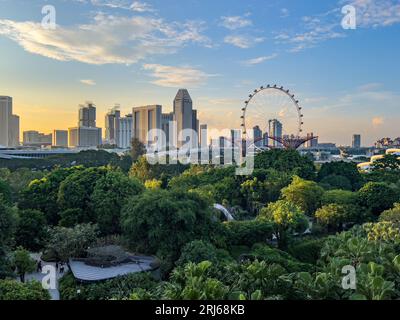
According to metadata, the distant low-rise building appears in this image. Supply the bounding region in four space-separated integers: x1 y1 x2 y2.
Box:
53 130 68 148
23 130 52 147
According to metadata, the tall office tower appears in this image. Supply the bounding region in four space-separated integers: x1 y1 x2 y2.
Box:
253 126 263 148
161 112 174 147
199 124 208 147
53 130 68 148
0 96 20 147
352 134 361 148
132 105 162 146
69 103 102 147
263 132 269 147
105 106 121 145
192 109 199 146
306 132 318 148
117 114 133 149
79 102 96 127
268 119 283 147
174 89 198 148
9 115 20 147
23 131 52 147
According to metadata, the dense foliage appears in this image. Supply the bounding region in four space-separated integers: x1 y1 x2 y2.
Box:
1 149 400 300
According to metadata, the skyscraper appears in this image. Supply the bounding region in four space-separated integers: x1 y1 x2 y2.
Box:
173 89 198 148
132 105 162 146
253 125 263 148
69 103 102 147
79 102 96 127
352 134 361 148
118 114 133 149
161 112 174 147
0 96 20 147
306 132 318 148
105 106 121 145
199 124 208 147
268 119 283 147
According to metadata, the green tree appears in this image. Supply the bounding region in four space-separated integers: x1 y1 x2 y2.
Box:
372 154 400 171
19 166 84 225
162 261 228 300
320 174 352 191
321 189 358 206
15 209 47 252
0 280 50 300
0 199 17 278
12 247 36 283
281 176 324 215
254 149 316 180
358 182 399 215
91 170 144 235
176 240 219 267
46 224 98 262
379 203 400 224
122 190 218 268
130 137 146 162
318 161 363 190
258 200 308 249
315 204 360 232
0 179 12 204
57 167 108 223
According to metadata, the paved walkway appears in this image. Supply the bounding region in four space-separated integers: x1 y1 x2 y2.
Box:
24 254 69 300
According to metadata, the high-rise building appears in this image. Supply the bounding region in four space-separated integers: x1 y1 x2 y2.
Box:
253 126 263 148
105 106 121 145
352 134 361 148
53 130 68 148
23 131 52 147
132 105 162 146
0 96 20 147
117 114 133 149
306 132 318 148
69 103 102 147
161 112 174 147
79 102 96 127
268 119 283 147
199 124 208 147
173 89 198 148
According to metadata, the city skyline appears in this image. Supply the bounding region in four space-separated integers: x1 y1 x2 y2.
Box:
1 0 400 145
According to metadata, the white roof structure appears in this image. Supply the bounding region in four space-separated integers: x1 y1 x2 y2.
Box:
69 255 157 282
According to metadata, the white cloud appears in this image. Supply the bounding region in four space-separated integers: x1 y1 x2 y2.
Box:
280 8 290 18
372 116 384 127
345 0 400 27
80 79 96 85
143 64 214 88
224 35 264 48
242 54 278 65
0 14 210 65
76 0 155 12
220 15 252 30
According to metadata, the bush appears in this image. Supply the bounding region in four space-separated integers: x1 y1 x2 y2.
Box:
176 240 219 267
358 182 399 215
223 220 273 247
288 238 325 264
59 272 158 300
0 280 50 300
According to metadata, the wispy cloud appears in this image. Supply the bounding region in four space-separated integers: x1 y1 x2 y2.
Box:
220 15 252 30
0 14 210 65
242 54 278 66
143 64 214 88
345 0 400 27
76 0 155 12
224 35 264 48
80 79 96 86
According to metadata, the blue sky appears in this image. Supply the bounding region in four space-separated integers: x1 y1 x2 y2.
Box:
0 0 399 146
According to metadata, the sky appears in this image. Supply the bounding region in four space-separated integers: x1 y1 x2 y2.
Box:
0 0 399 146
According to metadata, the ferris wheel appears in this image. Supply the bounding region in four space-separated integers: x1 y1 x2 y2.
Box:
240 85 308 149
